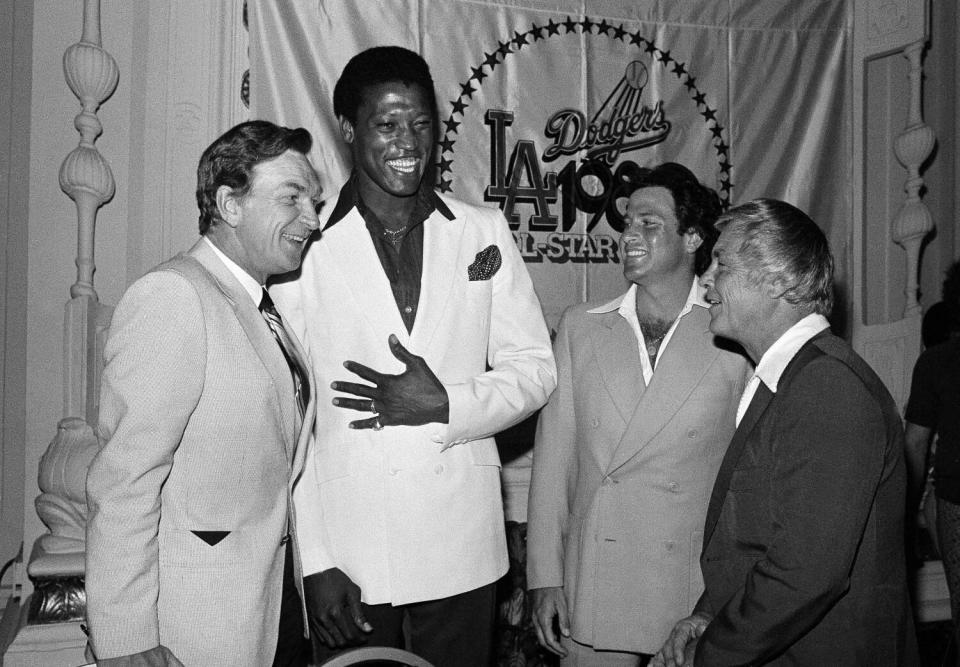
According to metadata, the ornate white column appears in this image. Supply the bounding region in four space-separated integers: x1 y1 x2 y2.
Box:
26 0 116 632
5 4 117 666
891 40 936 317
59 0 118 301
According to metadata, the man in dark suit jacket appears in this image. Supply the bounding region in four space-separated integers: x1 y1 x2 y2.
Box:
653 199 918 666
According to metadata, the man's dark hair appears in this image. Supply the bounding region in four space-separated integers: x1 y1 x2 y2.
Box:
333 46 437 125
195 120 313 235
629 162 723 274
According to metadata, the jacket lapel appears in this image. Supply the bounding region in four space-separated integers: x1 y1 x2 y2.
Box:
411 209 465 351
319 209 409 343
188 240 296 453
702 381 773 548
591 311 645 424
287 331 314 484
607 306 718 474
700 333 832 549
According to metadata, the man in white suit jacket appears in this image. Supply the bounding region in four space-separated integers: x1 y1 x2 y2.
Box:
271 47 556 666
527 163 750 665
85 121 323 666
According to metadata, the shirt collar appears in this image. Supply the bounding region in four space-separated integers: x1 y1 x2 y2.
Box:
587 277 707 317
323 171 455 231
203 236 263 306
753 313 831 392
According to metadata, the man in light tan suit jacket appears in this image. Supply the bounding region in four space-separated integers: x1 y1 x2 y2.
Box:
527 163 750 665
85 121 322 666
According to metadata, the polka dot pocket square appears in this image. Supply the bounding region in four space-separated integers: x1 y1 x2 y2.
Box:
467 244 502 281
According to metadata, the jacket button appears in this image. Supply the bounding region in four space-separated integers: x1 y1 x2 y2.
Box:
687 429 698 438
668 481 680 493
389 468 399 476
591 417 600 428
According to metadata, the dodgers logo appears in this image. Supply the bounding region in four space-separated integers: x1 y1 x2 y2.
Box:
437 16 732 264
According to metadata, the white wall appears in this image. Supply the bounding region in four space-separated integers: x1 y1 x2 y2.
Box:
0 0 33 604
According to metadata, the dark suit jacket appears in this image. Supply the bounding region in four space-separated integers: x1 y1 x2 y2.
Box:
694 331 918 666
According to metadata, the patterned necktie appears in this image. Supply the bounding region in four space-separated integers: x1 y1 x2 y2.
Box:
259 290 309 420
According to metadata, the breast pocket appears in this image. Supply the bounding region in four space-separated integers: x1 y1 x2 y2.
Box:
469 439 502 468
728 465 762 491
159 527 247 567
723 467 768 548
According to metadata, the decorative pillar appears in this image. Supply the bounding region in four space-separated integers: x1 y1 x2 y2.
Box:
60 0 118 301
891 40 936 317
7 5 117 665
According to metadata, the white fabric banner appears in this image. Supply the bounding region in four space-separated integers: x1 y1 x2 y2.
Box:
249 0 850 328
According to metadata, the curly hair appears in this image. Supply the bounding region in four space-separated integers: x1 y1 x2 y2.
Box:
333 46 437 125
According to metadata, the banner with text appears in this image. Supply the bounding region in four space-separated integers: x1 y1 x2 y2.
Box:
249 0 850 328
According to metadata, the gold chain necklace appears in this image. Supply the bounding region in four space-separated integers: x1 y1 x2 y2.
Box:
383 225 409 243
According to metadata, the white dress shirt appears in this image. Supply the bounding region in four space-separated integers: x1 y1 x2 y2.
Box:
735 313 830 425
204 236 263 305
588 279 708 385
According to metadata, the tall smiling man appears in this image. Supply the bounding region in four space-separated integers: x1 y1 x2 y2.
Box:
272 46 556 666
526 163 749 665
86 121 322 666
654 199 917 666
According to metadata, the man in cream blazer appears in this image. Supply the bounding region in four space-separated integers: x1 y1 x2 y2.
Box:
527 163 749 664
271 47 556 666
85 121 322 666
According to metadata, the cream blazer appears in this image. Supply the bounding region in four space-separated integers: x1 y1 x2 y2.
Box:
272 192 556 605
527 298 749 653
86 240 314 665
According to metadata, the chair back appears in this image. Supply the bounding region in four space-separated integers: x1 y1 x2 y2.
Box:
318 646 434 667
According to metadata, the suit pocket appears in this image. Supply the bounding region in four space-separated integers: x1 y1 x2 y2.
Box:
469 440 502 468
728 465 762 491
192 530 230 546
313 445 354 483
467 245 502 280
160 527 246 567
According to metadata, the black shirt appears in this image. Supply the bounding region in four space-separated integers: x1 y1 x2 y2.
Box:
906 338 960 503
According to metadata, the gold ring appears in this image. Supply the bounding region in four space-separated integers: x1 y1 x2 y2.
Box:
373 418 383 431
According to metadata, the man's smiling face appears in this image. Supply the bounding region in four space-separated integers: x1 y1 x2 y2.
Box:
340 80 435 209
619 186 700 287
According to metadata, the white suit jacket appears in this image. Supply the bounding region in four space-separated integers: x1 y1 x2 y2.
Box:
272 190 556 605
86 239 314 665
527 295 749 653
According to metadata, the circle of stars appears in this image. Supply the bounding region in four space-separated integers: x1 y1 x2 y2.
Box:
436 15 733 207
